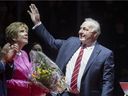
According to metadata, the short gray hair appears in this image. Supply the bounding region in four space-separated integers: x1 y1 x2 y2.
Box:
84 18 101 35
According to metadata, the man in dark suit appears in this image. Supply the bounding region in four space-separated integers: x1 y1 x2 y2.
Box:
28 4 114 96
0 43 18 96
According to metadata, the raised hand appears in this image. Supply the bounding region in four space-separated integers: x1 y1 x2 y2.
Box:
27 4 41 25
0 43 19 63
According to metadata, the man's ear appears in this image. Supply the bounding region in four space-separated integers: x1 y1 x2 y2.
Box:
93 32 99 39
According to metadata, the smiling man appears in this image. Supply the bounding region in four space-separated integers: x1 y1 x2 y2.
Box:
28 4 114 96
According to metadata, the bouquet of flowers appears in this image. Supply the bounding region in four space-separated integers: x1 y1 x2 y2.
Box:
29 50 67 94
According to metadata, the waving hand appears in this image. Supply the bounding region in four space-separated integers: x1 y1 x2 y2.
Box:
28 4 41 25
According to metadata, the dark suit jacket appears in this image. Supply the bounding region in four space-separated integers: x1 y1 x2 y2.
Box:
0 61 14 96
34 24 114 96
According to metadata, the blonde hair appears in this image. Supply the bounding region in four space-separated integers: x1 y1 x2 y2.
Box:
5 22 28 43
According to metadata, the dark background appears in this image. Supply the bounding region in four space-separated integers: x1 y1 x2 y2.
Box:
0 1 128 96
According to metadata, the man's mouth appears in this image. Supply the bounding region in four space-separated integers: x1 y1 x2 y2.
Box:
80 34 85 38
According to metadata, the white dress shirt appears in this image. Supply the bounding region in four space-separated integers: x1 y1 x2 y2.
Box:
65 42 96 91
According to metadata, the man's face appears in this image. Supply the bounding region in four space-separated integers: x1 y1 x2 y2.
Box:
32 44 42 51
78 22 97 45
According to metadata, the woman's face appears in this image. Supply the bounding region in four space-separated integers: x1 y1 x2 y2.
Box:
13 26 28 46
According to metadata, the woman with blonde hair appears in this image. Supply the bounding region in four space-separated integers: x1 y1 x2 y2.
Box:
6 22 48 96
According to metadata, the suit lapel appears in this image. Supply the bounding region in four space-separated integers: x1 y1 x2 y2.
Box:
67 43 81 62
61 40 81 72
83 43 101 76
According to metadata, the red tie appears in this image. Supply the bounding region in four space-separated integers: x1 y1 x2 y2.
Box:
70 46 85 94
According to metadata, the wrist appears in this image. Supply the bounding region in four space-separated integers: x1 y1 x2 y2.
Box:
1 58 14 64
34 21 41 25
1 59 6 64
32 21 42 29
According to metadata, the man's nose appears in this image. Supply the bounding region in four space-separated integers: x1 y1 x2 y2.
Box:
79 29 83 33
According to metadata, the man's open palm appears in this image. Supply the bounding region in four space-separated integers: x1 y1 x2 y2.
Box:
28 4 40 25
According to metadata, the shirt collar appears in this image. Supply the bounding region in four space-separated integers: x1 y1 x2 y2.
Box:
86 41 97 49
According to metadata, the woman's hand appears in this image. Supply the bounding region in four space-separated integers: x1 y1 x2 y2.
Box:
0 43 19 63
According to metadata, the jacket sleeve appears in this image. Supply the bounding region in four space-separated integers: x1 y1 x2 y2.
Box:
0 61 5 73
0 61 14 79
34 23 65 50
5 62 14 80
101 52 114 96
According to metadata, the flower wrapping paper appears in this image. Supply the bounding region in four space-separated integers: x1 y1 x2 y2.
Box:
29 50 67 94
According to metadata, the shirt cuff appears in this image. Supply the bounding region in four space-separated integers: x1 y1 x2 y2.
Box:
32 22 42 29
